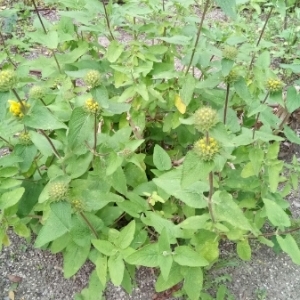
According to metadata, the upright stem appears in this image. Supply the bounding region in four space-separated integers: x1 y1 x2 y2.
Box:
80 212 99 238
252 92 269 139
31 0 62 73
223 84 230 124
0 136 13 148
185 0 210 75
249 7 274 71
93 113 97 152
208 171 215 223
39 129 61 159
100 0 115 40
11 88 26 110
0 31 17 68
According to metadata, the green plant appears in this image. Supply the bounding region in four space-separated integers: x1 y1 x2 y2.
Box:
1 0 300 299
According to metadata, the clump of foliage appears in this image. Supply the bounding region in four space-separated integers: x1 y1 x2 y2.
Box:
1 0 300 299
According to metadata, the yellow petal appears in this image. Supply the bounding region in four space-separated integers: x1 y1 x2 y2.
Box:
175 94 186 114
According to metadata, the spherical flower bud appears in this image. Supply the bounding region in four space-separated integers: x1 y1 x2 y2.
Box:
19 132 32 145
224 69 239 84
71 199 84 212
222 45 238 60
194 137 220 161
0 70 18 92
84 70 101 88
8 100 30 118
84 98 100 114
194 107 218 133
48 182 69 201
29 86 45 99
120 148 133 158
265 78 283 92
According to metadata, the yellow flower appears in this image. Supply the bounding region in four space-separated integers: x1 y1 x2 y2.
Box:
84 98 100 114
8 100 30 118
194 137 220 161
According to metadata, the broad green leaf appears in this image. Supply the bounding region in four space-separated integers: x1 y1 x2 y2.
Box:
92 239 117 256
155 263 184 292
174 246 209 267
84 191 124 211
255 51 270 69
276 234 300 265
50 233 71 254
112 167 127 195
14 144 37 173
106 152 123 176
159 35 191 45
70 215 91 247
214 0 237 20
66 152 93 179
234 78 253 105
91 86 109 108
177 214 210 231
106 40 124 63
263 198 291 227
115 220 136 250
221 58 234 76
180 74 195 106
108 253 125 286
96 254 107 287
35 202 72 247
266 141 280 160
126 243 159 267
284 125 300 145
13 222 30 238
237 240 251 261
27 30 58 49
0 166 18 177
249 148 264 176
268 161 284 193
153 145 172 171
183 267 203 300
158 228 173 281
67 107 94 155
213 191 252 231
181 151 214 188
285 86 300 113
63 241 91 278
241 162 256 178
0 187 25 210
23 103 67 130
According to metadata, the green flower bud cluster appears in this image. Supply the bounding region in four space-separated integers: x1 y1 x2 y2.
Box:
48 182 69 201
0 70 18 92
194 107 218 133
265 78 283 92
222 45 238 60
19 132 32 145
120 148 133 158
194 137 219 161
84 70 101 88
29 86 45 99
84 98 100 114
224 69 239 84
71 199 84 212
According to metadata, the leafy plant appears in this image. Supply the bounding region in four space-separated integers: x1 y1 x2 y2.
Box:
1 0 300 299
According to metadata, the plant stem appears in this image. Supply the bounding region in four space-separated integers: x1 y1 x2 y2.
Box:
223 83 230 124
11 88 26 110
185 0 210 75
249 6 274 71
93 113 97 152
80 212 99 239
0 31 17 68
39 129 61 159
208 171 215 223
100 0 115 40
248 226 300 239
0 136 13 148
252 92 269 139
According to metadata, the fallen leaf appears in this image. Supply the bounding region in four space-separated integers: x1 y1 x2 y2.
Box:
8 275 23 283
8 291 14 300
175 94 186 114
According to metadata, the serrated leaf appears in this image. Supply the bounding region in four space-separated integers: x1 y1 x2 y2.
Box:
153 145 172 171
67 107 94 155
183 267 203 300
35 202 72 248
174 246 209 267
180 74 195 106
91 86 109 108
115 220 136 249
125 243 159 267
63 241 90 278
237 240 251 261
96 254 107 287
214 0 237 20
23 103 67 130
158 228 173 281
0 187 25 210
268 161 284 193
175 94 186 114
276 234 300 265
213 191 252 231
283 125 300 145
106 40 124 63
108 253 125 286
92 239 117 256
263 198 291 227
285 86 300 113
177 214 210 230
